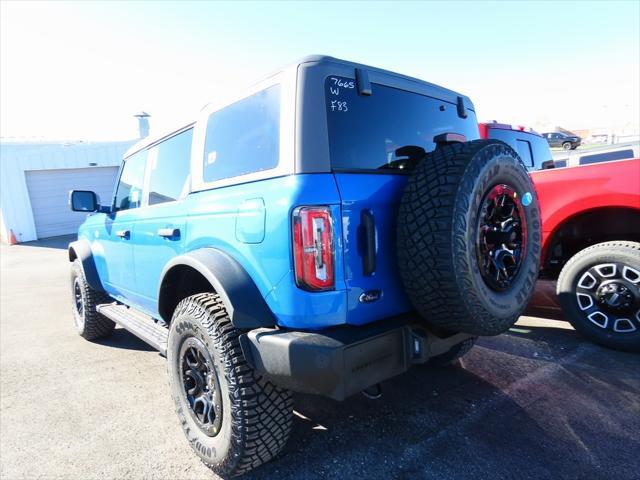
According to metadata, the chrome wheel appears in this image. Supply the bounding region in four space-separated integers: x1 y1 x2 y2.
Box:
576 263 640 333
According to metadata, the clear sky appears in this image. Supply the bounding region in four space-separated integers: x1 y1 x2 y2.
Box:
1 0 639 141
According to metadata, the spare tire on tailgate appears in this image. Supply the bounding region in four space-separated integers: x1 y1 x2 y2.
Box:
397 139 541 336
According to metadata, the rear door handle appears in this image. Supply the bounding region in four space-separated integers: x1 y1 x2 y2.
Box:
115 229 130 239
157 228 180 238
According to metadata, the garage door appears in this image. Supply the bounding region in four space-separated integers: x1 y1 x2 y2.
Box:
25 167 119 238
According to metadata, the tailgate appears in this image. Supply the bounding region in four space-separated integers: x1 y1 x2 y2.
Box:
334 173 412 325
324 74 479 326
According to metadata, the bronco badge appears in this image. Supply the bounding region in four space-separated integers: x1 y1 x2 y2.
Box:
359 290 382 303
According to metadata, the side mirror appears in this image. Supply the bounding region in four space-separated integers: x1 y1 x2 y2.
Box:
70 190 99 212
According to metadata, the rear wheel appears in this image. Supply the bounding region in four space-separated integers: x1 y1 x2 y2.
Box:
70 259 114 340
167 293 293 477
397 140 541 336
557 241 640 352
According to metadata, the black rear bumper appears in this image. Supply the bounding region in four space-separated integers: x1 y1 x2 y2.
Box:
239 316 473 401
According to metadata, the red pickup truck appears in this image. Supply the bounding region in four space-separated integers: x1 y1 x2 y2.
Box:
530 158 640 351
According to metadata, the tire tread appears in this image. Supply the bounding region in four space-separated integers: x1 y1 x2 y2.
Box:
397 139 540 335
170 293 293 477
71 259 114 340
556 241 640 352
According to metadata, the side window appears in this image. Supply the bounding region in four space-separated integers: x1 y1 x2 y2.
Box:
203 85 280 183
515 139 534 167
114 150 147 211
579 149 634 165
148 128 193 205
530 137 553 170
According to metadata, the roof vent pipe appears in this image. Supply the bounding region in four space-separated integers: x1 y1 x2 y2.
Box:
134 111 150 139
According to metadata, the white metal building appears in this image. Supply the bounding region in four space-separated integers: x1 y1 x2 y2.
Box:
0 139 135 243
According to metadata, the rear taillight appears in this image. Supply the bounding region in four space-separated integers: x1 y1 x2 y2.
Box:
292 206 335 291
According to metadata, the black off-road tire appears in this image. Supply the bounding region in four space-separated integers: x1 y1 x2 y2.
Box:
167 293 293 477
428 337 477 367
557 241 640 352
562 141 572 150
397 139 541 336
70 259 115 340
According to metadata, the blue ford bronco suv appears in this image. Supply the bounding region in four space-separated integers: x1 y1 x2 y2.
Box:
68 56 541 476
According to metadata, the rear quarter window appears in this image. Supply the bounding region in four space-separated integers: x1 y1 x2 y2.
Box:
203 86 280 183
515 139 533 167
325 76 478 172
529 135 553 169
578 149 634 165
553 160 567 168
484 128 551 170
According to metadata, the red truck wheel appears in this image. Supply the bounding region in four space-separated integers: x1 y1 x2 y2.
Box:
557 241 640 352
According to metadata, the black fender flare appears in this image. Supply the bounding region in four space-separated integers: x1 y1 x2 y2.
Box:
68 239 105 292
158 248 276 330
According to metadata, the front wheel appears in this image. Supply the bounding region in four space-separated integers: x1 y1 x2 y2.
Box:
557 241 640 352
562 141 572 150
70 259 114 340
167 293 293 477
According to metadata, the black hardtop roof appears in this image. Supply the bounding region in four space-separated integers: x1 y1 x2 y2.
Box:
291 55 474 110
126 55 475 159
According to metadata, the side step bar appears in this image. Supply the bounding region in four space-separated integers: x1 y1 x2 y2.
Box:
97 303 168 355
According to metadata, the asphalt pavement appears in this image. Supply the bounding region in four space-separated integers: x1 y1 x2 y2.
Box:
1 237 638 479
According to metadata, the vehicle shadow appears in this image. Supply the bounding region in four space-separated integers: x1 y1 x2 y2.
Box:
240 290 637 479
93 327 156 352
524 278 564 321
241 353 618 480
17 234 75 250
477 325 583 365
506 322 581 345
